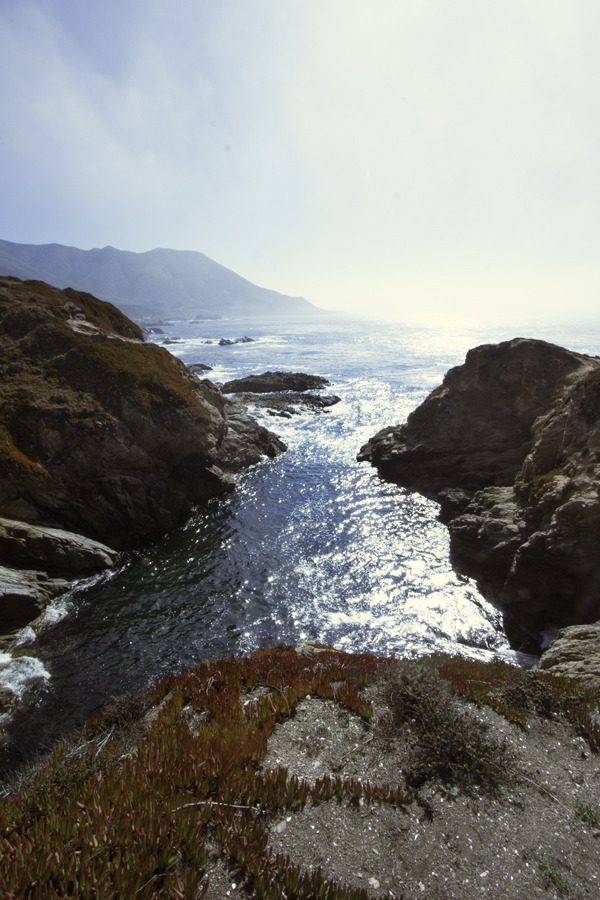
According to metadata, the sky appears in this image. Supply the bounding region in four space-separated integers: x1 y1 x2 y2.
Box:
1 0 599 322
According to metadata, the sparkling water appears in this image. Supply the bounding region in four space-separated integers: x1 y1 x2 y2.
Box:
2 313 599 770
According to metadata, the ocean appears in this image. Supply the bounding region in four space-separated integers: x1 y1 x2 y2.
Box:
2 312 599 770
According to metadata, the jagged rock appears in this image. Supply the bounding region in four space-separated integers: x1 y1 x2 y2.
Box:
359 338 600 650
221 371 330 394
234 391 341 415
0 517 117 573
0 565 70 625
538 622 600 689
0 277 285 548
188 362 213 374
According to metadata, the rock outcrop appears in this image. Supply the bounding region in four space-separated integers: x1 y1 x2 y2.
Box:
0 517 117 573
221 371 330 394
0 565 70 626
0 517 118 626
0 277 286 551
359 338 600 651
537 622 600 689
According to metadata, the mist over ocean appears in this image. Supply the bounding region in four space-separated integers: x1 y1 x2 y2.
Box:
2 313 600 769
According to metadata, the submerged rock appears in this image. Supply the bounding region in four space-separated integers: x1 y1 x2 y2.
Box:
359 338 600 651
0 277 285 549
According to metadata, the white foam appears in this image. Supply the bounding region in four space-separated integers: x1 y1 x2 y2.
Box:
0 651 50 700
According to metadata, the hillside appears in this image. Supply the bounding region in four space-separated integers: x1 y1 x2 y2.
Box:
0 276 285 549
0 239 320 323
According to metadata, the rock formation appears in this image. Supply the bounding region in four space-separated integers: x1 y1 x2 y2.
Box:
537 622 600 689
0 277 286 623
221 371 330 394
358 338 600 651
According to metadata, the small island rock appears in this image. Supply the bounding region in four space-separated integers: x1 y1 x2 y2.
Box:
221 371 330 394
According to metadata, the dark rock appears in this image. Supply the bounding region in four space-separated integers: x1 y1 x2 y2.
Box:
188 362 213 374
221 371 330 394
359 338 600 650
219 338 234 346
0 565 69 625
236 391 341 416
0 278 286 550
0 517 117 573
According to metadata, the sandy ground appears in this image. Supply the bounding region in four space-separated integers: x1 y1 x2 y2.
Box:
203 675 600 899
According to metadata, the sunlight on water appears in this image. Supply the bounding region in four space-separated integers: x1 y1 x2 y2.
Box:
3 314 598 765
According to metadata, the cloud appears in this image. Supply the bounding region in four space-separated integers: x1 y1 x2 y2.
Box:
1 0 599 319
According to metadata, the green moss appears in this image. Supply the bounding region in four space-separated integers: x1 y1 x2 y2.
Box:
62 287 143 339
57 336 210 418
527 467 564 497
0 399 47 474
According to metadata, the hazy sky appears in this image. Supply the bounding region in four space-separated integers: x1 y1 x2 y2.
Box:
1 0 599 320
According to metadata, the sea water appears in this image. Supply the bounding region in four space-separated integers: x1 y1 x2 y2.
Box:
2 313 599 770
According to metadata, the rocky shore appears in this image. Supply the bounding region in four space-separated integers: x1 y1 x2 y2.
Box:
0 277 286 628
359 337 600 663
220 370 340 417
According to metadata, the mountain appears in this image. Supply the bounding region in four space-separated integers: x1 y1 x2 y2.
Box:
0 239 320 323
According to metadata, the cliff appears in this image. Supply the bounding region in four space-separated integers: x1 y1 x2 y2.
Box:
0 277 285 622
359 338 600 651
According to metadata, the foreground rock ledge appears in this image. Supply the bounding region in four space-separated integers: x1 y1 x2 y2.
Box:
359 337 600 650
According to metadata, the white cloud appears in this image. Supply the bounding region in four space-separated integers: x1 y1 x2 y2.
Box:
0 0 599 319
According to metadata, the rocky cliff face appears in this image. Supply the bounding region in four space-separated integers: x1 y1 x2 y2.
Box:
0 277 285 550
359 338 600 651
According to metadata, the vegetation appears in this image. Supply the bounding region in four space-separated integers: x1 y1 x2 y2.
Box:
1 648 599 897
527 467 564 497
539 860 569 896
575 801 600 828
0 648 408 899
386 658 514 795
429 654 600 750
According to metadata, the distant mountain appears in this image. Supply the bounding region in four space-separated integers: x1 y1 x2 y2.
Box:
0 239 320 323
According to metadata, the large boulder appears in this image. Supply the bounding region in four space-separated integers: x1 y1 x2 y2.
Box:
537 622 600 689
0 277 285 549
359 338 600 651
0 517 119 627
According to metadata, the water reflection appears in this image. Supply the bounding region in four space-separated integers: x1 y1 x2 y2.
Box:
6 314 592 770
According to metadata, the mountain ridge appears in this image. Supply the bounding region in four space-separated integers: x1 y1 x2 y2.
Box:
0 239 320 323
